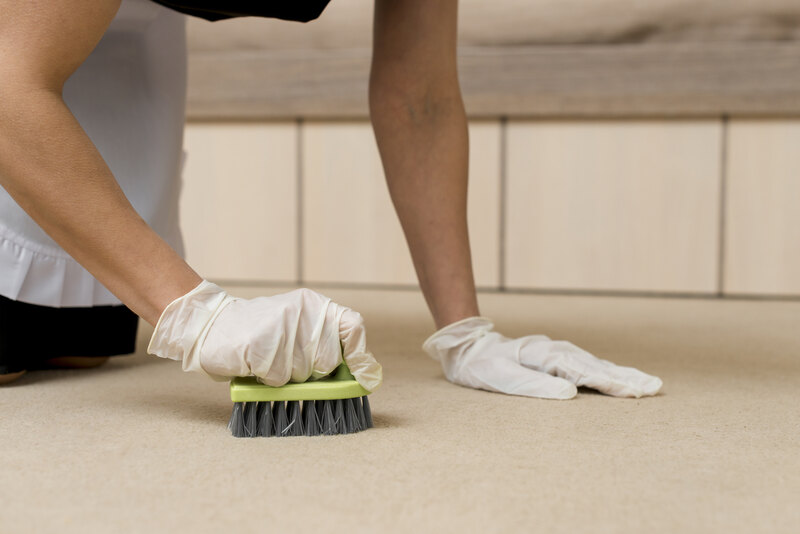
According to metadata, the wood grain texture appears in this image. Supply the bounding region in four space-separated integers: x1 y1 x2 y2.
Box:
179 123 298 281
302 121 501 287
724 120 800 296
186 0 800 52
504 120 722 293
187 42 800 120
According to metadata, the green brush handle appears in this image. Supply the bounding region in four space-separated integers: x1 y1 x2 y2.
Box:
230 360 369 402
334 362 355 381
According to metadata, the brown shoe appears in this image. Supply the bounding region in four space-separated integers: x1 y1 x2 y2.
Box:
0 370 26 385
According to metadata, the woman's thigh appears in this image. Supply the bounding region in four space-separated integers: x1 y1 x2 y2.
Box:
0 0 122 91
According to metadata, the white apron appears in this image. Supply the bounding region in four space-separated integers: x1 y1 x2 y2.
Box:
0 0 188 308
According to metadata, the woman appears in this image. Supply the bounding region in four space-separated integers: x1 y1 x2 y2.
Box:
0 0 662 399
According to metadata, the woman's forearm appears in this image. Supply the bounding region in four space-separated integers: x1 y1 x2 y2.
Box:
369 0 478 330
0 87 202 326
370 91 479 330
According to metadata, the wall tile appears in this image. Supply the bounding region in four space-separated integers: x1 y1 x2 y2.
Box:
724 120 800 296
180 122 297 281
504 120 722 293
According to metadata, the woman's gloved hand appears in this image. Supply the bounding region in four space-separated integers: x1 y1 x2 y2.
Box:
422 316 661 399
147 280 382 392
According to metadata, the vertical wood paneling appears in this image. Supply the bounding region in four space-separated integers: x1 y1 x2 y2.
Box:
179 122 298 281
469 121 503 288
504 120 722 293
724 120 800 296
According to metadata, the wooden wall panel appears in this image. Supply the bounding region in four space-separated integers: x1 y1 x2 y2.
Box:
180 123 298 281
504 120 722 293
187 43 800 120
724 120 800 296
175 118 800 299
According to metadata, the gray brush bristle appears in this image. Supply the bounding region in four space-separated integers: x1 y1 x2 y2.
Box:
344 397 361 434
355 397 367 430
273 401 288 436
362 395 373 428
333 399 347 434
304 401 321 436
243 402 258 437
256 402 273 437
320 400 336 435
285 401 304 436
229 396 374 437
229 402 245 438
315 399 325 428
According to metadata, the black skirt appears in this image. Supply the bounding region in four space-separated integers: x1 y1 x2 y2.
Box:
0 294 139 375
148 0 332 22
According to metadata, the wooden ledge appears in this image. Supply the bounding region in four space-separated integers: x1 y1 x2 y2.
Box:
187 41 800 120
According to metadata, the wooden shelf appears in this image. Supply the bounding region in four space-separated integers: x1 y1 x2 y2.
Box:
187 42 800 120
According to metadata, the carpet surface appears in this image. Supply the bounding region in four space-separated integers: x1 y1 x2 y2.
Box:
1 285 798 533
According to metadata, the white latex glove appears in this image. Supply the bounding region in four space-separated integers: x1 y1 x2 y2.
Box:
422 316 662 399
147 280 382 392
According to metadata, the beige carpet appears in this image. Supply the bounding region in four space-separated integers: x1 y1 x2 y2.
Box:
1 285 798 534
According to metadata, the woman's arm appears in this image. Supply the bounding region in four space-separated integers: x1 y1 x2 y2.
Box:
0 0 202 326
369 1 663 399
368 0 478 330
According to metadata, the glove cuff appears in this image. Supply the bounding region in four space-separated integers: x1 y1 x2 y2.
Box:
422 316 494 361
146 279 234 373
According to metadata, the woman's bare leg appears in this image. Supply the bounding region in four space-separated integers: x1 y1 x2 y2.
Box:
0 0 202 328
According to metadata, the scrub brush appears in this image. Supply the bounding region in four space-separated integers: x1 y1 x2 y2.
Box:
227 362 374 438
